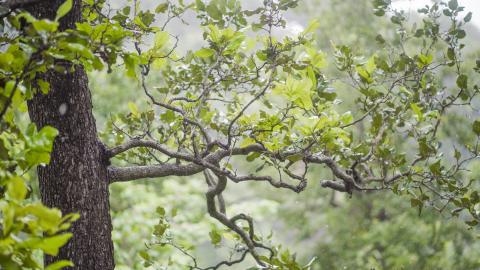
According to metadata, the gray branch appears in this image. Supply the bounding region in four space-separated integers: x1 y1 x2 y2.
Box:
108 163 204 183
106 138 409 194
107 140 266 183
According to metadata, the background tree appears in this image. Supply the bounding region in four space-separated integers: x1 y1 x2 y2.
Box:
1 0 479 269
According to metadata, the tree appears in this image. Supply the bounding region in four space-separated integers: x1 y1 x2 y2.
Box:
0 0 479 269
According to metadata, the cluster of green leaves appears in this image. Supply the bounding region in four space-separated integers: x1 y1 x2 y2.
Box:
305 0 480 218
0 123 79 269
108 3 349 163
81 0 196 77
365 0 480 224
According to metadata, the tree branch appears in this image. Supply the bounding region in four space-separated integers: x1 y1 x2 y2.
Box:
320 180 347 192
108 163 203 183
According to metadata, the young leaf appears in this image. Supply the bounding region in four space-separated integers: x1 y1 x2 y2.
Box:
209 229 222 246
194 48 215 58
55 0 73 21
411 103 424 122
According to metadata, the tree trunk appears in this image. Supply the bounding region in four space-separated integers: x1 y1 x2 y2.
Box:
26 1 115 269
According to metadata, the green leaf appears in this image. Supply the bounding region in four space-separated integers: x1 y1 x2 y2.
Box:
340 112 353 125
206 3 222 20
466 220 478 226
273 75 313 110
194 48 215 58
472 120 480 135
457 29 466 39
128 102 139 117
196 0 205 10
375 34 385 44
45 260 74 270
6 177 28 201
471 191 479 204
154 31 169 50
374 56 390 72
153 223 168 237
417 54 433 68
410 198 422 207
456 74 468 89
410 103 423 122
22 234 73 256
0 52 14 68
418 137 434 158
429 160 441 176
448 0 458 10
464 12 473 23
23 203 64 232
155 3 169 13
207 25 221 43
171 207 178 217
33 20 59 32
356 66 374 84
160 110 176 123
38 79 50 94
156 206 166 216
286 154 303 162
241 137 256 147
43 234 73 255
454 148 461 160
139 250 150 260
24 125 59 166
55 0 73 21
447 47 455 61
3 204 14 235
138 10 155 27
123 54 138 78
209 229 222 246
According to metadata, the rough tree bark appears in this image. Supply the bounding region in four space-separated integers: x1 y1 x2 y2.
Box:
26 1 115 269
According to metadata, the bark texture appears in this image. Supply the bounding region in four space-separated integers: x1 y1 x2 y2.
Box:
26 1 115 269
